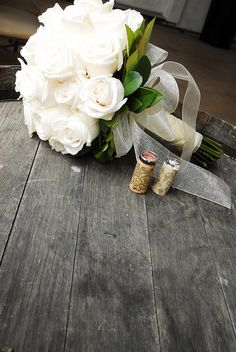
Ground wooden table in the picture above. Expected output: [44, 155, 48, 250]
[0, 101, 235, 352]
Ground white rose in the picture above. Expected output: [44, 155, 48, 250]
[61, 4, 94, 54]
[49, 113, 99, 154]
[23, 101, 39, 137]
[81, 76, 127, 120]
[54, 75, 85, 106]
[38, 3, 64, 27]
[92, 9, 143, 50]
[91, 9, 127, 47]
[20, 26, 44, 65]
[22, 24, 85, 79]
[74, 0, 114, 14]
[25, 104, 70, 141]
[15, 59, 48, 103]
[83, 34, 123, 77]
[36, 30, 84, 79]
[125, 9, 144, 32]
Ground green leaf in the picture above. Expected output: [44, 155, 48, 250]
[126, 48, 139, 72]
[130, 35, 142, 55]
[105, 113, 120, 128]
[149, 90, 163, 107]
[125, 25, 134, 56]
[138, 17, 156, 58]
[110, 137, 115, 151]
[119, 103, 129, 114]
[128, 96, 143, 112]
[107, 144, 115, 158]
[134, 87, 157, 112]
[140, 19, 146, 34]
[133, 28, 143, 40]
[105, 131, 113, 142]
[123, 71, 143, 96]
[136, 55, 151, 85]
[99, 120, 109, 135]
[94, 143, 109, 159]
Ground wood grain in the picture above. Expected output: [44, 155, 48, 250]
[145, 182, 236, 351]
[197, 157, 236, 335]
[0, 101, 39, 261]
[65, 154, 160, 352]
[0, 65, 20, 101]
[0, 142, 85, 352]
[0, 344, 14, 352]
[0, 101, 235, 352]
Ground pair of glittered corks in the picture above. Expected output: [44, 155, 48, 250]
[129, 151, 180, 195]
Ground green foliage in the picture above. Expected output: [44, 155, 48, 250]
[138, 17, 156, 58]
[93, 113, 120, 163]
[125, 48, 139, 72]
[136, 55, 151, 85]
[123, 71, 143, 96]
[128, 96, 143, 112]
[127, 87, 163, 113]
[125, 25, 134, 56]
[134, 87, 161, 112]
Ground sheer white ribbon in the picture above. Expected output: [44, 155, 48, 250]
[112, 44, 231, 208]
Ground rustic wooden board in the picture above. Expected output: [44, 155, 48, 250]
[145, 182, 236, 351]
[0, 142, 85, 351]
[0, 100, 235, 351]
[197, 157, 236, 332]
[65, 154, 160, 352]
[0, 101, 39, 261]
[0, 65, 20, 100]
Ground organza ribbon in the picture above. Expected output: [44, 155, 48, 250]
[112, 44, 231, 208]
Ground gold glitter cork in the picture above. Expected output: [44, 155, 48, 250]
[152, 157, 180, 196]
[129, 151, 158, 194]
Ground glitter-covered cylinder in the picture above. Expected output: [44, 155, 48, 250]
[129, 151, 157, 194]
[152, 157, 180, 196]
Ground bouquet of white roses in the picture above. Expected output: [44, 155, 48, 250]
[15, 0, 223, 167]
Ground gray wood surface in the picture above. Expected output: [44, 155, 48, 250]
[146, 182, 236, 351]
[0, 66, 20, 101]
[65, 155, 160, 352]
[0, 101, 236, 352]
[197, 158, 236, 332]
[0, 139, 85, 351]
[0, 101, 39, 261]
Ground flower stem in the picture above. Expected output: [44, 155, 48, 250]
[192, 135, 224, 168]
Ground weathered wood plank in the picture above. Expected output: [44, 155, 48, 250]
[145, 182, 236, 351]
[0, 65, 20, 101]
[65, 154, 160, 352]
[0, 142, 85, 352]
[0, 101, 39, 261]
[197, 157, 236, 333]
[0, 344, 14, 352]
